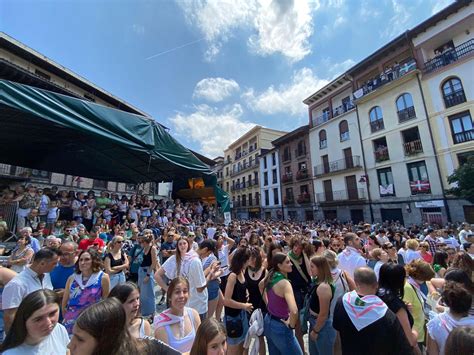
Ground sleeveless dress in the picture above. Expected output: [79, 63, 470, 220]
[63, 271, 104, 334]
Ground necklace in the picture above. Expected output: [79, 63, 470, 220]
[248, 266, 260, 278]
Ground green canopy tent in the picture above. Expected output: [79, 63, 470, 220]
[0, 79, 230, 213]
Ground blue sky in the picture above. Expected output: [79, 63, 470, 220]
[1, 0, 453, 157]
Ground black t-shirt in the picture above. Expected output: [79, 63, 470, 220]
[333, 297, 414, 355]
[288, 256, 310, 291]
[378, 289, 414, 328]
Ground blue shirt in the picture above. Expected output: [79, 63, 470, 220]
[50, 264, 75, 290]
[30, 236, 41, 253]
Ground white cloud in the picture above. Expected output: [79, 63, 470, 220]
[248, 0, 315, 62]
[243, 67, 329, 116]
[193, 77, 240, 102]
[431, 0, 454, 14]
[131, 24, 145, 35]
[169, 104, 256, 157]
[176, 0, 316, 62]
[322, 58, 356, 79]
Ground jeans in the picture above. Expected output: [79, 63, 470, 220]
[264, 314, 303, 355]
[109, 271, 126, 290]
[308, 315, 336, 355]
[138, 267, 156, 317]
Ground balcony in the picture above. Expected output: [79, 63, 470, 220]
[296, 169, 309, 180]
[283, 195, 295, 205]
[424, 39, 474, 74]
[313, 112, 330, 127]
[314, 156, 361, 177]
[370, 119, 385, 133]
[295, 148, 307, 158]
[403, 139, 423, 156]
[374, 146, 389, 162]
[297, 193, 311, 204]
[353, 59, 417, 100]
[230, 160, 259, 176]
[453, 129, 474, 144]
[317, 188, 366, 203]
[332, 101, 355, 118]
[282, 173, 293, 184]
[444, 90, 466, 108]
[340, 131, 350, 142]
[282, 153, 292, 162]
[319, 140, 327, 149]
[398, 106, 416, 123]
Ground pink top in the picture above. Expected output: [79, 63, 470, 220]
[267, 287, 289, 319]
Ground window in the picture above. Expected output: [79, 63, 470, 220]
[283, 147, 291, 161]
[319, 130, 327, 149]
[263, 172, 268, 186]
[373, 137, 389, 162]
[242, 194, 247, 207]
[94, 179, 108, 189]
[396, 93, 416, 122]
[254, 171, 259, 184]
[402, 127, 423, 155]
[248, 193, 253, 206]
[377, 167, 395, 197]
[449, 111, 473, 144]
[339, 120, 349, 141]
[458, 151, 474, 166]
[255, 192, 260, 205]
[442, 77, 466, 108]
[272, 152, 276, 165]
[264, 190, 269, 206]
[272, 169, 277, 184]
[369, 106, 384, 132]
[323, 107, 330, 119]
[263, 156, 267, 169]
[407, 161, 431, 194]
[226, 182, 229, 192]
[273, 188, 279, 205]
[30, 169, 51, 180]
[297, 140, 306, 156]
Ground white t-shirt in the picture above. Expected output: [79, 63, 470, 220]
[161, 256, 208, 315]
[2, 267, 53, 310]
[3, 323, 69, 355]
[338, 247, 366, 279]
[206, 227, 216, 239]
[217, 245, 230, 277]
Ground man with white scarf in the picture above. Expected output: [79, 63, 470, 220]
[338, 233, 366, 279]
[333, 267, 414, 355]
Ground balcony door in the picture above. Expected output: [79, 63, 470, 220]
[345, 175, 358, 200]
[323, 179, 333, 202]
[322, 155, 330, 174]
[343, 147, 353, 168]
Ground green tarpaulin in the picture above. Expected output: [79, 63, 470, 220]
[0, 79, 230, 212]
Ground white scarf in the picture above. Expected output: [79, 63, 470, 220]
[342, 290, 388, 331]
[73, 271, 102, 290]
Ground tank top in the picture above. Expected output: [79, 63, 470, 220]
[107, 252, 125, 268]
[309, 282, 335, 315]
[267, 287, 290, 319]
[141, 247, 152, 267]
[164, 307, 196, 353]
[245, 268, 266, 312]
[225, 275, 248, 317]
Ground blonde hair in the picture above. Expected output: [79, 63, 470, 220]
[371, 248, 384, 260]
[323, 249, 338, 269]
[406, 239, 419, 251]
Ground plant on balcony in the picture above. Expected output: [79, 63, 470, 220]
[283, 196, 294, 204]
[282, 174, 292, 183]
[374, 146, 389, 162]
[296, 169, 308, 180]
[297, 193, 310, 204]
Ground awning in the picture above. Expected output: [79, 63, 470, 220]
[0, 79, 230, 211]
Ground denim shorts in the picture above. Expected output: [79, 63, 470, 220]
[207, 280, 220, 301]
[225, 310, 249, 346]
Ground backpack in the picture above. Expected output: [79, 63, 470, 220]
[299, 281, 317, 334]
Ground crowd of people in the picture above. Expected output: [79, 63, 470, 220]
[0, 184, 473, 354]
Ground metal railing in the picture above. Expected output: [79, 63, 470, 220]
[340, 131, 350, 142]
[282, 153, 292, 162]
[424, 39, 474, 73]
[319, 140, 327, 149]
[453, 129, 474, 144]
[316, 188, 366, 202]
[314, 156, 361, 176]
[370, 119, 385, 133]
[297, 194, 311, 204]
[398, 106, 416, 123]
[230, 160, 259, 176]
[332, 101, 355, 118]
[282, 173, 293, 184]
[295, 148, 307, 157]
[444, 90, 466, 108]
[296, 169, 309, 180]
[283, 196, 295, 205]
[403, 139, 423, 155]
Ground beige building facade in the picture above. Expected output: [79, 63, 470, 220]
[223, 126, 286, 219]
[411, 2, 474, 222]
